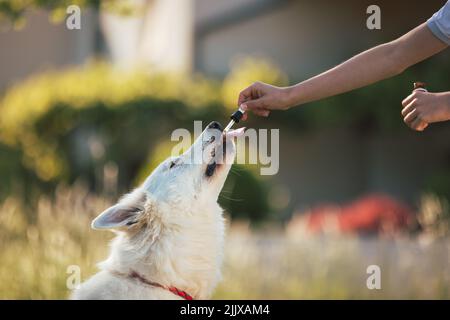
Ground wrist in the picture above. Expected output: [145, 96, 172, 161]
[434, 92, 450, 123]
[282, 85, 302, 109]
[443, 92, 450, 120]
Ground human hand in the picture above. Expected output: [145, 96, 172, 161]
[401, 90, 450, 131]
[238, 81, 292, 119]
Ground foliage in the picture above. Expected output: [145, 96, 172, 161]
[217, 228, 450, 299]
[0, 184, 112, 299]
[0, 56, 449, 220]
[418, 194, 450, 240]
[0, 62, 219, 181]
[0, 187, 448, 299]
[0, 0, 139, 28]
[0, 61, 276, 221]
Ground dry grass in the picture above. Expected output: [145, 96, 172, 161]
[0, 186, 448, 299]
[0, 184, 112, 299]
[216, 228, 449, 299]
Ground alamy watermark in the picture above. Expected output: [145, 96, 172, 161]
[66, 5, 81, 30]
[66, 264, 81, 290]
[366, 5, 381, 30]
[366, 264, 381, 290]
[170, 121, 279, 175]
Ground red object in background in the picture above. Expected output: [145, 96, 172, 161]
[305, 194, 414, 235]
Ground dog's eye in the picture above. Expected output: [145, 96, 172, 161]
[169, 161, 178, 169]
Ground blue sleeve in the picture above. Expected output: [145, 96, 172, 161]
[427, 0, 450, 45]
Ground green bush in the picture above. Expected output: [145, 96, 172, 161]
[0, 62, 275, 221]
[0, 62, 220, 180]
[1, 56, 449, 220]
[0, 0, 136, 28]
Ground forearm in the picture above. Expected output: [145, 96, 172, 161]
[287, 42, 403, 105]
[285, 23, 448, 107]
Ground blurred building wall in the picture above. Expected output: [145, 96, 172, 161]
[0, 1, 448, 208]
[0, 9, 97, 92]
[194, 0, 447, 79]
[1, 0, 446, 86]
[277, 125, 450, 208]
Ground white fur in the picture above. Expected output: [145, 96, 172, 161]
[72, 123, 236, 300]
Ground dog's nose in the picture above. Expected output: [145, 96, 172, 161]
[207, 121, 222, 130]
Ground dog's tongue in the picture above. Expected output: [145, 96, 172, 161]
[225, 127, 246, 138]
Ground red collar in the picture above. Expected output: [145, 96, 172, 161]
[111, 270, 194, 300]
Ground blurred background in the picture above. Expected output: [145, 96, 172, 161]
[0, 0, 449, 299]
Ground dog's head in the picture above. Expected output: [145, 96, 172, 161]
[91, 121, 244, 230]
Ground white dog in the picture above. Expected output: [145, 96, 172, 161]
[72, 121, 244, 300]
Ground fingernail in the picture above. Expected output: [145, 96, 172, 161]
[240, 104, 247, 111]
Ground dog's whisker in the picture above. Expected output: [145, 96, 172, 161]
[219, 194, 244, 202]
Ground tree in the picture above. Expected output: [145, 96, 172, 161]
[0, 0, 133, 28]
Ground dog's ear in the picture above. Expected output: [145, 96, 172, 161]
[91, 191, 147, 230]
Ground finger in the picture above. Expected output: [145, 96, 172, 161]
[402, 92, 416, 107]
[401, 100, 417, 117]
[420, 122, 429, 131]
[240, 104, 259, 119]
[252, 108, 270, 117]
[403, 109, 418, 124]
[238, 85, 256, 106]
[242, 98, 267, 110]
[410, 117, 428, 131]
[238, 92, 250, 107]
